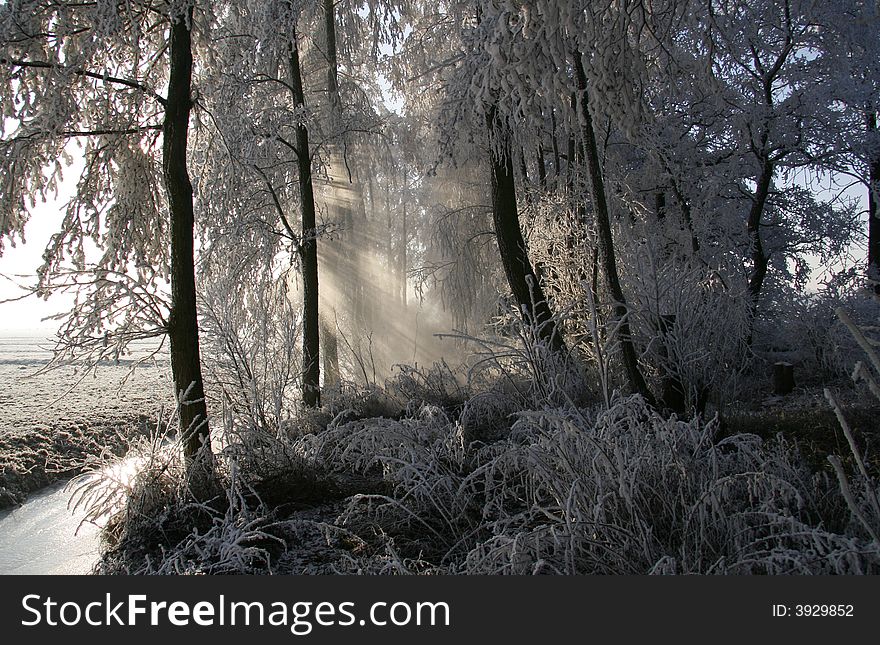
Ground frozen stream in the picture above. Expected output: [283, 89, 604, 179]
[0, 481, 100, 575]
[0, 333, 170, 575]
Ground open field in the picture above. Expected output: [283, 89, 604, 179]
[0, 334, 172, 507]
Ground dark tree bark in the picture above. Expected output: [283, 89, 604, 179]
[163, 5, 214, 479]
[868, 111, 880, 293]
[743, 127, 775, 350]
[517, 147, 532, 207]
[519, 147, 530, 186]
[288, 27, 321, 407]
[566, 92, 578, 192]
[550, 110, 562, 178]
[573, 53, 654, 405]
[323, 0, 340, 109]
[655, 152, 700, 254]
[747, 143, 773, 303]
[745, 40, 791, 316]
[668, 174, 700, 255]
[655, 191, 666, 220]
[487, 107, 565, 354]
[536, 147, 547, 189]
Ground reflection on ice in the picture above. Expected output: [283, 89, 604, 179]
[0, 482, 100, 575]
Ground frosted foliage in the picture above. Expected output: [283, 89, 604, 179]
[625, 248, 752, 407]
[77, 442, 278, 574]
[827, 308, 880, 545]
[310, 395, 878, 574]
[421, 168, 499, 329]
[3, 0, 880, 578]
[417, 0, 685, 161]
[0, 0, 188, 368]
[133, 473, 278, 575]
[200, 266, 303, 435]
[41, 139, 167, 278]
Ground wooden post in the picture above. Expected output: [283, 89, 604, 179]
[772, 362, 794, 396]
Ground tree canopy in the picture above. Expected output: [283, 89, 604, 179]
[1, 0, 877, 438]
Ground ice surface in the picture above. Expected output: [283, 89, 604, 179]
[0, 481, 99, 574]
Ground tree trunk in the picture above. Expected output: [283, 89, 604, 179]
[566, 92, 577, 192]
[323, 0, 340, 111]
[747, 148, 773, 303]
[668, 175, 700, 255]
[163, 5, 214, 484]
[573, 53, 654, 405]
[322, 0, 373, 376]
[518, 147, 530, 186]
[868, 111, 880, 293]
[746, 59, 787, 331]
[536, 147, 547, 189]
[655, 191, 666, 220]
[383, 181, 398, 305]
[550, 110, 561, 178]
[288, 27, 321, 408]
[487, 107, 565, 354]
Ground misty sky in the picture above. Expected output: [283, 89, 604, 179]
[0, 184, 73, 335]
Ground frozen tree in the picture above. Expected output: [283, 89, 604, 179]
[317, 0, 396, 386]
[400, 0, 676, 393]
[287, 11, 322, 408]
[487, 105, 565, 353]
[200, 0, 407, 400]
[0, 0, 215, 484]
[628, 2, 861, 299]
[388, 0, 868, 401]
[3, 0, 876, 429]
[197, 0, 326, 407]
[392, 1, 572, 354]
[811, 0, 880, 289]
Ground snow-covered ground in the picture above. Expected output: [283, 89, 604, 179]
[0, 333, 172, 506]
[0, 334, 171, 424]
